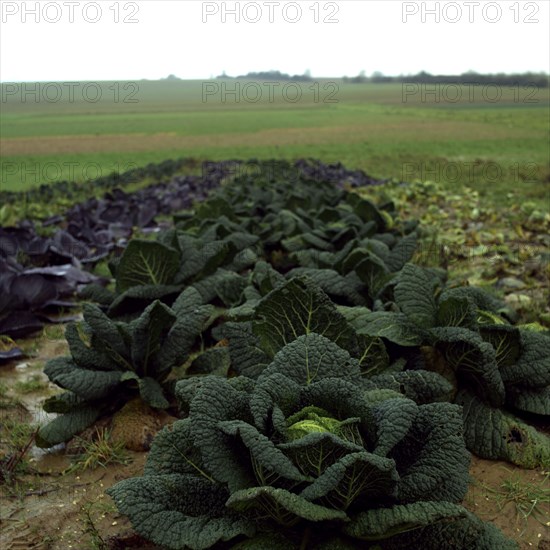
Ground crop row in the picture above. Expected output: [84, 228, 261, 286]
[0, 159, 384, 343]
[6, 160, 550, 549]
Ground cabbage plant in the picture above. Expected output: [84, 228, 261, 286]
[37, 288, 212, 447]
[108, 334, 515, 549]
[355, 263, 550, 468]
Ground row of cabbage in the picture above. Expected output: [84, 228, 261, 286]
[37, 161, 548, 549]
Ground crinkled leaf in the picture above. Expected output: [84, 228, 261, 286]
[278, 431, 365, 478]
[116, 239, 180, 293]
[78, 283, 115, 306]
[193, 269, 247, 306]
[358, 312, 424, 347]
[437, 295, 478, 330]
[456, 390, 550, 469]
[301, 378, 372, 433]
[343, 501, 469, 540]
[354, 253, 392, 300]
[219, 420, 308, 484]
[441, 286, 513, 320]
[355, 334, 390, 376]
[223, 321, 272, 378]
[226, 486, 348, 526]
[144, 419, 212, 479]
[82, 303, 128, 359]
[175, 377, 211, 414]
[300, 451, 398, 510]
[253, 277, 355, 357]
[108, 284, 182, 317]
[395, 264, 437, 328]
[479, 325, 521, 368]
[369, 397, 418, 456]
[138, 377, 169, 409]
[107, 474, 254, 550]
[41, 391, 85, 413]
[253, 277, 377, 369]
[187, 347, 231, 377]
[158, 287, 214, 369]
[130, 300, 176, 378]
[385, 232, 418, 273]
[390, 402, 471, 503]
[36, 404, 100, 447]
[65, 322, 120, 371]
[431, 327, 505, 407]
[500, 330, 550, 388]
[337, 306, 372, 329]
[259, 334, 360, 386]
[372, 510, 518, 549]
[190, 377, 256, 491]
[285, 268, 367, 306]
[506, 385, 550, 416]
[351, 197, 386, 230]
[44, 357, 122, 400]
[369, 371, 455, 405]
[250, 373, 302, 433]
[252, 260, 285, 295]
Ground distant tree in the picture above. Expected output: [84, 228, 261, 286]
[227, 70, 313, 82]
[348, 70, 368, 84]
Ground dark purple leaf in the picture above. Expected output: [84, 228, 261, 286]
[10, 274, 59, 307]
[0, 347, 25, 362]
[0, 311, 44, 338]
[51, 230, 90, 259]
[99, 203, 126, 223]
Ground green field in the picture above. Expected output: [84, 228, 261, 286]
[1, 80, 549, 208]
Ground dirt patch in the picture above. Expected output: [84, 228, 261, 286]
[0, 119, 532, 156]
[0, 330, 169, 549]
[464, 456, 550, 549]
[0, 449, 149, 550]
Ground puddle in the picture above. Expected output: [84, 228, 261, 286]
[1, 333, 70, 467]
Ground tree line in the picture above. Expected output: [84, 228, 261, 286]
[343, 71, 549, 87]
[214, 70, 548, 88]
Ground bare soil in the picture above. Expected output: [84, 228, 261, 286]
[464, 457, 550, 549]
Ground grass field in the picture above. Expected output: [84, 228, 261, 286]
[1, 80, 549, 208]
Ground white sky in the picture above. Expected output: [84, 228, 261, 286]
[1, 0, 549, 82]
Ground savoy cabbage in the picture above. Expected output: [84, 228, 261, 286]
[108, 334, 516, 549]
[355, 263, 550, 468]
[37, 288, 212, 447]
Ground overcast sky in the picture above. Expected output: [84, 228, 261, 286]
[1, 0, 549, 82]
